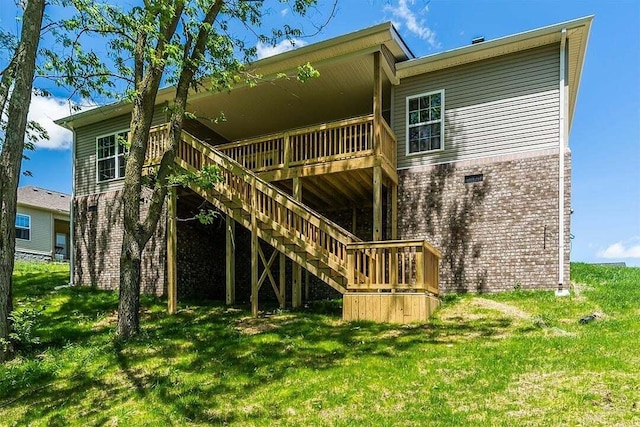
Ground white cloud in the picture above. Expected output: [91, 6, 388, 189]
[280, 8, 288, 17]
[256, 38, 307, 59]
[597, 238, 640, 259]
[384, 0, 439, 48]
[27, 94, 92, 150]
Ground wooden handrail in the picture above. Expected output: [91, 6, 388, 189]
[211, 114, 395, 173]
[346, 239, 441, 295]
[177, 131, 360, 274]
[149, 125, 439, 294]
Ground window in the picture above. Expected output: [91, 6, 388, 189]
[97, 131, 129, 182]
[15, 214, 30, 240]
[406, 90, 444, 154]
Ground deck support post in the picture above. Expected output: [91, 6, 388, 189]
[292, 177, 303, 308]
[279, 252, 286, 308]
[373, 165, 382, 241]
[251, 181, 259, 316]
[167, 187, 177, 314]
[225, 215, 235, 305]
[373, 51, 382, 156]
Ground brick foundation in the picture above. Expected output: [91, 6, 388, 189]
[398, 149, 571, 293]
[72, 148, 571, 298]
[73, 189, 167, 295]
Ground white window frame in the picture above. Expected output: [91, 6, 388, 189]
[96, 129, 129, 183]
[405, 89, 445, 156]
[15, 213, 31, 241]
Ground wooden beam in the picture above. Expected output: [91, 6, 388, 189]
[251, 182, 259, 316]
[279, 252, 286, 308]
[292, 177, 302, 308]
[304, 268, 310, 301]
[373, 165, 382, 241]
[373, 51, 383, 156]
[167, 187, 177, 314]
[257, 156, 378, 182]
[225, 215, 235, 305]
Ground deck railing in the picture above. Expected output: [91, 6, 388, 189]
[175, 131, 359, 276]
[148, 127, 438, 294]
[346, 240, 441, 295]
[146, 124, 171, 166]
[215, 114, 396, 173]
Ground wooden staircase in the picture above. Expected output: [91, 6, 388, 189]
[151, 125, 442, 322]
[175, 130, 357, 294]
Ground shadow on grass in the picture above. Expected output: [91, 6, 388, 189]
[3, 273, 524, 425]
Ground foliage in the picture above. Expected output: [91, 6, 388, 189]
[7, 306, 45, 352]
[47, 0, 328, 338]
[1, 262, 639, 425]
[169, 164, 222, 190]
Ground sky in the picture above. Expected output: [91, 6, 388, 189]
[1, 0, 639, 266]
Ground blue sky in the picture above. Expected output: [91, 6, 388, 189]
[2, 0, 639, 266]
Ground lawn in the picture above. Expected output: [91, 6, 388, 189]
[1, 261, 638, 426]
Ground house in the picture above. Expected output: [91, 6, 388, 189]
[15, 186, 71, 261]
[55, 16, 592, 322]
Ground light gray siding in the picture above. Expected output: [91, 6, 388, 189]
[75, 108, 166, 196]
[15, 206, 52, 255]
[394, 44, 560, 169]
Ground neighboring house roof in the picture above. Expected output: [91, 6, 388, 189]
[17, 186, 71, 214]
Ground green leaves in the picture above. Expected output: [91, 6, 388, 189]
[296, 62, 320, 82]
[169, 164, 222, 190]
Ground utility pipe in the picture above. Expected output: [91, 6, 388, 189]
[556, 28, 569, 297]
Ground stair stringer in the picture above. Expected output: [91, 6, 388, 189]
[177, 160, 349, 295]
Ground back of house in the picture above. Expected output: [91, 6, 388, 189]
[56, 16, 592, 320]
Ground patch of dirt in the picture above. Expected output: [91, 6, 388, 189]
[92, 311, 117, 330]
[470, 298, 532, 320]
[233, 315, 291, 335]
[379, 329, 403, 339]
[571, 281, 591, 301]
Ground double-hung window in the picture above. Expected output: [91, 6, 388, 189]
[406, 90, 444, 154]
[15, 214, 30, 240]
[97, 131, 129, 182]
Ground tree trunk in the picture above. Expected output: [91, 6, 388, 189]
[116, 83, 162, 339]
[115, 1, 222, 339]
[116, 234, 142, 338]
[0, 0, 45, 362]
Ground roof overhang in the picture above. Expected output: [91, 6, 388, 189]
[54, 22, 412, 132]
[18, 201, 70, 215]
[397, 16, 593, 131]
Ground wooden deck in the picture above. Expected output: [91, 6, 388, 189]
[216, 114, 397, 185]
[147, 114, 397, 209]
[146, 115, 441, 324]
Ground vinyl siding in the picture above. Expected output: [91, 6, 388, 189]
[75, 108, 167, 196]
[394, 44, 560, 169]
[15, 206, 52, 255]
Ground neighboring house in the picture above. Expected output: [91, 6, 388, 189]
[55, 17, 592, 322]
[15, 186, 71, 261]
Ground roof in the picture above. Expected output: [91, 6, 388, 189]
[17, 186, 71, 214]
[55, 22, 412, 130]
[55, 16, 592, 135]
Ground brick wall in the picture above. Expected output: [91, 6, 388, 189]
[73, 189, 167, 295]
[397, 149, 571, 293]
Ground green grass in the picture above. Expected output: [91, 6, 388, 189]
[1, 261, 639, 426]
